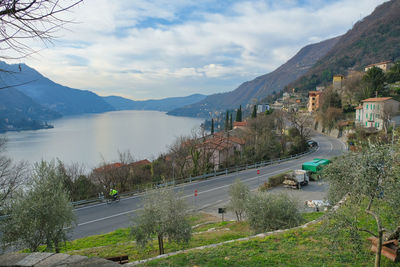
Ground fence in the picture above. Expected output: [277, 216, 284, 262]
[71, 145, 318, 207]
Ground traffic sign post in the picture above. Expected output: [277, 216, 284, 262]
[218, 208, 226, 222]
[257, 169, 260, 186]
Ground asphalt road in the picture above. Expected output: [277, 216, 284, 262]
[72, 133, 347, 240]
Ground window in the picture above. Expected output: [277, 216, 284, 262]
[366, 104, 368, 110]
[366, 122, 368, 126]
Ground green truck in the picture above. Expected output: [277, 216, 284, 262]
[302, 158, 331, 173]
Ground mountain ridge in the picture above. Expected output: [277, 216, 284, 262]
[288, 0, 400, 92]
[103, 94, 207, 112]
[0, 62, 115, 116]
[168, 36, 341, 118]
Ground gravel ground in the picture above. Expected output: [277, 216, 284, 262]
[200, 181, 328, 220]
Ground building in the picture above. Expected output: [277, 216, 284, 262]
[355, 97, 400, 130]
[333, 75, 344, 90]
[233, 121, 248, 130]
[364, 61, 394, 72]
[308, 91, 322, 112]
[257, 104, 270, 114]
[199, 133, 245, 170]
[270, 101, 284, 110]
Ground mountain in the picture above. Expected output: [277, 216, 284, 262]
[0, 61, 115, 116]
[288, 0, 400, 92]
[168, 36, 340, 118]
[0, 88, 61, 132]
[103, 94, 207, 112]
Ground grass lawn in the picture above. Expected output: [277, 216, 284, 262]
[142, 222, 397, 267]
[59, 211, 324, 263]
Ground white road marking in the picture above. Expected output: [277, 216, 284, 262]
[77, 209, 139, 226]
[76, 140, 332, 227]
[77, 167, 295, 226]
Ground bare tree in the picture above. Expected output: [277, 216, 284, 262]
[168, 136, 192, 179]
[285, 111, 312, 143]
[0, 0, 83, 60]
[0, 137, 27, 209]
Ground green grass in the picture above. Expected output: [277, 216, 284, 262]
[66, 220, 251, 261]
[58, 211, 323, 263]
[142, 222, 397, 267]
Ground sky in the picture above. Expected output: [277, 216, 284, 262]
[8, 0, 389, 100]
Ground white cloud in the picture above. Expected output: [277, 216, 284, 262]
[9, 0, 389, 100]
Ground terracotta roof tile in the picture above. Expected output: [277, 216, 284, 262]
[362, 97, 393, 102]
[233, 121, 248, 127]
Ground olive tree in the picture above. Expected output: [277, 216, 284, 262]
[245, 192, 303, 234]
[0, 160, 76, 252]
[131, 187, 192, 255]
[322, 144, 400, 267]
[227, 179, 249, 222]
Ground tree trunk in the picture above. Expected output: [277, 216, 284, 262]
[158, 234, 164, 255]
[375, 230, 383, 267]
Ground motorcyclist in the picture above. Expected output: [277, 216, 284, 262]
[109, 188, 118, 200]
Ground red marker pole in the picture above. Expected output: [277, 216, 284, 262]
[194, 190, 198, 211]
[257, 170, 260, 186]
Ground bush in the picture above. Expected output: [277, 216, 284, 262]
[259, 171, 291, 191]
[245, 192, 304, 233]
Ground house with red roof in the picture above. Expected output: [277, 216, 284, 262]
[198, 134, 245, 170]
[355, 97, 399, 130]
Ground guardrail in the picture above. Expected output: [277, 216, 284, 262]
[71, 145, 318, 207]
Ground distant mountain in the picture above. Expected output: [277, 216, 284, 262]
[168, 36, 340, 118]
[0, 88, 61, 132]
[288, 0, 400, 92]
[103, 94, 207, 112]
[0, 61, 115, 116]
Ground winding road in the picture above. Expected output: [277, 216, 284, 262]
[72, 133, 347, 240]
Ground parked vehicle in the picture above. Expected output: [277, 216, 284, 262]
[302, 158, 330, 173]
[283, 170, 309, 189]
[307, 140, 318, 147]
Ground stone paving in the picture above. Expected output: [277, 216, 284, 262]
[0, 252, 120, 267]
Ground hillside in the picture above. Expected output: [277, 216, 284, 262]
[0, 61, 115, 116]
[0, 88, 61, 132]
[289, 0, 400, 92]
[168, 36, 340, 118]
[103, 94, 207, 112]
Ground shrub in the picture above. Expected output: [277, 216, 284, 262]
[259, 171, 291, 191]
[245, 192, 304, 233]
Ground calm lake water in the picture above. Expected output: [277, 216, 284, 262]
[0, 111, 203, 169]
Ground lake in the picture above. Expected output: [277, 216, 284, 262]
[0, 110, 203, 169]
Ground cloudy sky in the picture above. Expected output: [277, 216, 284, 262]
[12, 0, 388, 100]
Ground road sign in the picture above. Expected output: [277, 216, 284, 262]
[257, 169, 260, 175]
